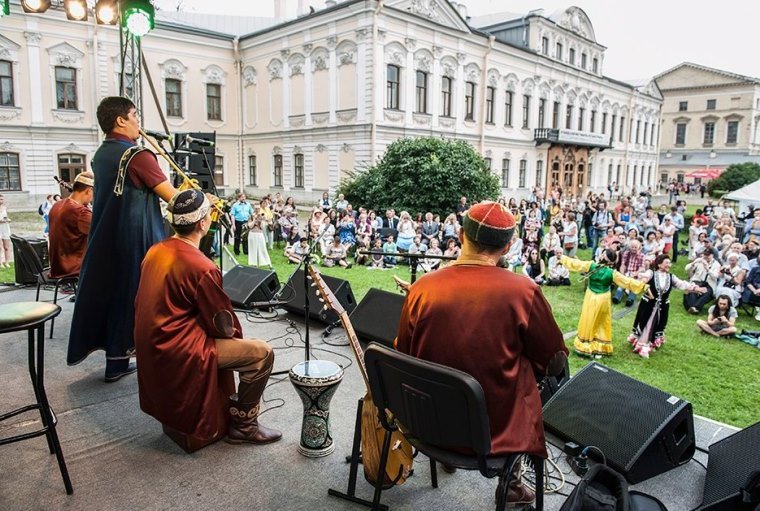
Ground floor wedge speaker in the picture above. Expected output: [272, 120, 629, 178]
[349, 288, 405, 349]
[543, 362, 695, 483]
[223, 265, 280, 309]
[281, 269, 356, 324]
[699, 421, 760, 510]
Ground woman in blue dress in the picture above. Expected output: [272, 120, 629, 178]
[337, 211, 356, 246]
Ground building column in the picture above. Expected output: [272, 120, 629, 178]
[281, 49, 290, 129]
[431, 46, 441, 125]
[23, 31, 43, 125]
[303, 44, 313, 127]
[404, 38, 415, 125]
[356, 28, 368, 122]
[455, 52, 465, 126]
[327, 35, 337, 124]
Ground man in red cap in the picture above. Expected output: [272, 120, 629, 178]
[395, 200, 567, 506]
[48, 171, 94, 279]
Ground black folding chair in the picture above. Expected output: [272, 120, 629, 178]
[10, 235, 78, 338]
[363, 343, 543, 511]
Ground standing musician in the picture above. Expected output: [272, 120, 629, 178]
[394, 201, 567, 507]
[67, 96, 180, 382]
[48, 171, 94, 279]
[134, 189, 281, 446]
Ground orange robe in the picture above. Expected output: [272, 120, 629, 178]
[134, 238, 237, 442]
[48, 198, 91, 279]
[395, 256, 567, 458]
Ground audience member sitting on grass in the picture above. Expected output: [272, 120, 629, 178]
[441, 213, 460, 246]
[540, 225, 561, 262]
[323, 235, 351, 268]
[505, 228, 523, 271]
[716, 252, 746, 306]
[420, 237, 442, 273]
[318, 215, 335, 256]
[396, 211, 417, 251]
[742, 253, 760, 321]
[354, 234, 371, 267]
[382, 235, 398, 267]
[697, 295, 738, 338]
[285, 237, 310, 264]
[420, 212, 439, 247]
[522, 248, 545, 285]
[547, 248, 571, 286]
[369, 238, 385, 269]
[441, 237, 461, 268]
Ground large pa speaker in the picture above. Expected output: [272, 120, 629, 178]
[699, 421, 760, 510]
[223, 265, 280, 309]
[349, 288, 405, 349]
[281, 269, 356, 324]
[543, 362, 695, 483]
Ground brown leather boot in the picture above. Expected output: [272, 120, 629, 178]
[226, 362, 282, 445]
[226, 395, 282, 445]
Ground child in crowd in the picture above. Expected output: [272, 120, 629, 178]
[354, 234, 371, 266]
[369, 238, 385, 269]
[382, 235, 398, 268]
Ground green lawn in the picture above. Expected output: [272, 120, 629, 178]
[229, 242, 760, 429]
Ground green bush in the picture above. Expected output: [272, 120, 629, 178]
[707, 162, 760, 197]
[337, 137, 501, 215]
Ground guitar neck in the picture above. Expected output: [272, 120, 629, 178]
[338, 311, 371, 391]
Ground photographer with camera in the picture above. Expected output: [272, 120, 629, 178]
[683, 250, 722, 314]
[715, 252, 746, 306]
[590, 200, 613, 252]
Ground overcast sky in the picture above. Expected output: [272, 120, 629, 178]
[155, 0, 760, 82]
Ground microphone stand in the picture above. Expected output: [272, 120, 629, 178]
[270, 225, 331, 375]
[358, 250, 457, 284]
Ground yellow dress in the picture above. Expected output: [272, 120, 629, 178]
[561, 256, 647, 357]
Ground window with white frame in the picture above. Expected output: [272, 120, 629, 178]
[294, 153, 304, 188]
[501, 158, 510, 187]
[0, 60, 13, 106]
[55, 67, 77, 110]
[538, 98, 546, 128]
[541, 37, 549, 54]
[57, 153, 84, 183]
[486, 87, 495, 124]
[273, 154, 283, 187]
[569, 48, 576, 66]
[165, 78, 182, 117]
[519, 159, 527, 188]
[465, 82, 476, 121]
[415, 70, 428, 114]
[248, 155, 257, 186]
[536, 160, 544, 189]
[0, 152, 21, 191]
[441, 76, 452, 117]
[386, 65, 400, 109]
[213, 155, 224, 186]
[726, 120, 739, 144]
[504, 91, 513, 126]
[206, 83, 222, 121]
[703, 122, 715, 145]
[522, 95, 530, 129]
[483, 157, 492, 171]
[675, 123, 686, 145]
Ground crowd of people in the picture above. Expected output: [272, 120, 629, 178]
[220, 185, 760, 359]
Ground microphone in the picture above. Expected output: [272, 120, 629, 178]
[143, 130, 171, 141]
[185, 135, 215, 147]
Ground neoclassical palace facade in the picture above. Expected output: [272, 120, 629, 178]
[0, 0, 661, 207]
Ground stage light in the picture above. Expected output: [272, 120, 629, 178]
[63, 0, 88, 21]
[21, 0, 51, 14]
[122, 0, 155, 37]
[1, 0, 9, 18]
[95, 0, 118, 25]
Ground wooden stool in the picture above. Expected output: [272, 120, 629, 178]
[0, 302, 72, 494]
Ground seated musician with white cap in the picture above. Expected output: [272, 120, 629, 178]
[134, 189, 282, 447]
[48, 171, 94, 279]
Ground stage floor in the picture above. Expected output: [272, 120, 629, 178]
[0, 285, 738, 510]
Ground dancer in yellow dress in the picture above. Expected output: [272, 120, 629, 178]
[561, 250, 647, 357]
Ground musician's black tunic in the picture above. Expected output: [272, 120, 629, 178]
[67, 134, 166, 364]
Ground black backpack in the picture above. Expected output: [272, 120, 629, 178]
[559, 464, 667, 511]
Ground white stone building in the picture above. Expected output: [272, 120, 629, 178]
[0, 0, 661, 208]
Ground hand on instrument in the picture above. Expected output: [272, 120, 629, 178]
[392, 275, 411, 294]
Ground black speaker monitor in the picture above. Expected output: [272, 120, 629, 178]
[349, 288, 405, 349]
[223, 265, 280, 309]
[281, 269, 356, 324]
[543, 362, 695, 483]
[700, 421, 760, 510]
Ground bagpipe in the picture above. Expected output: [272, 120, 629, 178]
[140, 128, 231, 257]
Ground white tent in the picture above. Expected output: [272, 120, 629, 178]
[723, 178, 760, 214]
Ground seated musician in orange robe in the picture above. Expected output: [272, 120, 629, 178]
[134, 189, 281, 447]
[48, 171, 94, 279]
[395, 201, 567, 507]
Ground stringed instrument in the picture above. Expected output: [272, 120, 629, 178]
[307, 266, 414, 487]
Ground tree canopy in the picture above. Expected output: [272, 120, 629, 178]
[708, 162, 760, 197]
[337, 137, 500, 215]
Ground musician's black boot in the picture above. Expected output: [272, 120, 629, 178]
[226, 368, 281, 445]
